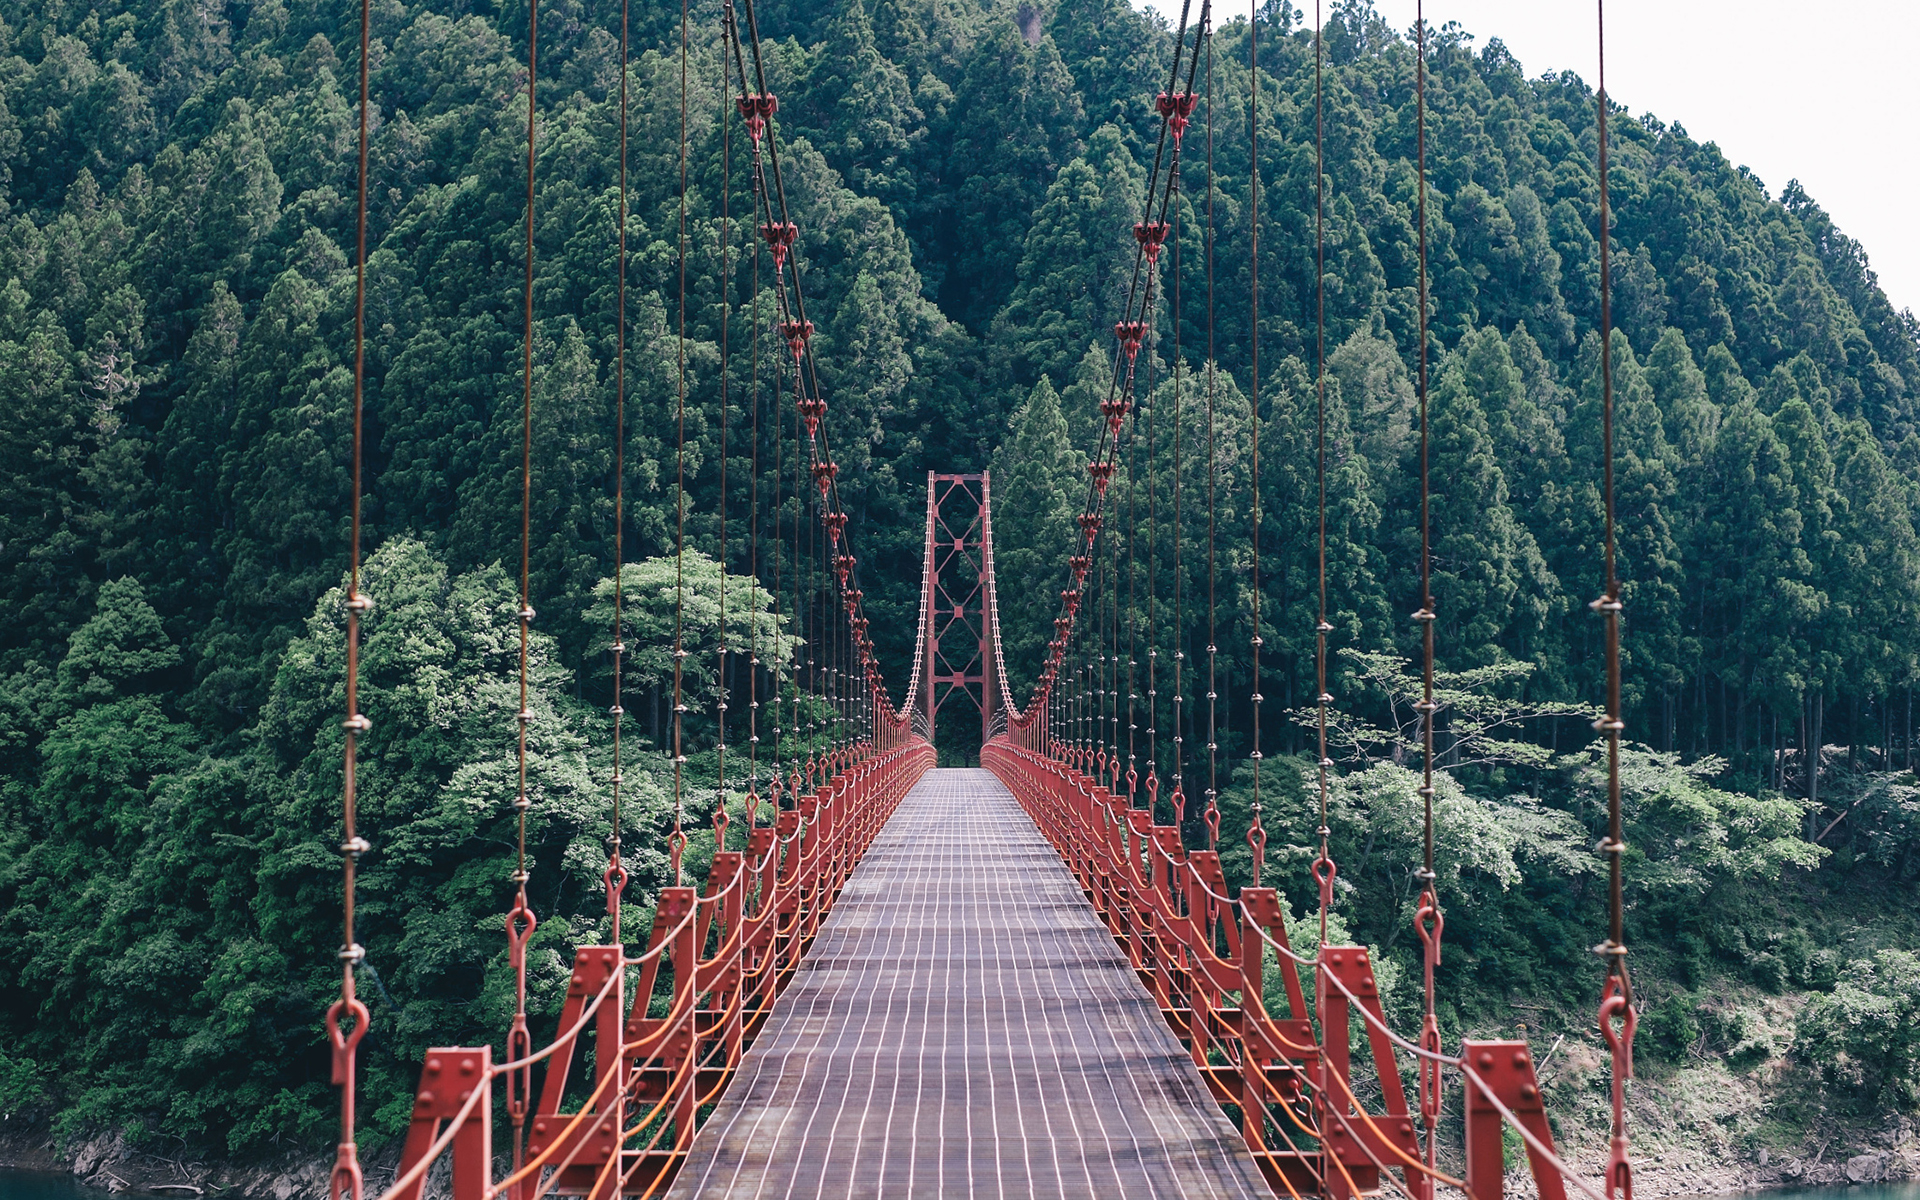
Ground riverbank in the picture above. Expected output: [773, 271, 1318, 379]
[0, 1128, 345, 1200]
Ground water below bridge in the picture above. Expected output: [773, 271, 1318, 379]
[667, 767, 1268, 1199]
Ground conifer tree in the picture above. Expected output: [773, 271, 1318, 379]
[989, 377, 1081, 697]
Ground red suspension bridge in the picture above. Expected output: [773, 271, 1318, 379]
[319, 0, 1641, 1198]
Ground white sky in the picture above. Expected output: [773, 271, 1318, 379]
[1131, 1, 1920, 316]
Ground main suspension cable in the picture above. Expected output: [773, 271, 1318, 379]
[727, 0, 903, 750]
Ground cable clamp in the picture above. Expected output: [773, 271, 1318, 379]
[609, 705, 625, 715]
[1598, 837, 1627, 854]
[1592, 939, 1629, 958]
[1410, 607, 1435, 623]
[517, 709, 535, 723]
[1589, 594, 1624, 613]
[1592, 716, 1625, 732]
[519, 606, 536, 622]
[511, 870, 531, 884]
[610, 641, 625, 653]
[513, 795, 531, 810]
[346, 593, 374, 613]
[1317, 692, 1333, 704]
[339, 943, 366, 963]
[343, 714, 373, 733]
[341, 836, 372, 856]
[1316, 621, 1333, 633]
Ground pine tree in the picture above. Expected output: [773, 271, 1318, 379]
[989, 124, 1142, 391]
[988, 377, 1081, 698]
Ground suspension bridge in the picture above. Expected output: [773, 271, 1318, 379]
[317, 1, 1641, 1198]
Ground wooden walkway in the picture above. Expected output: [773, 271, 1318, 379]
[668, 768, 1269, 1200]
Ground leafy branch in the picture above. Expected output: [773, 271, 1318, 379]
[1290, 648, 1598, 770]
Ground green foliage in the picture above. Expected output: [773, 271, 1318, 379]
[1306, 648, 1594, 770]
[1640, 993, 1702, 1064]
[1564, 745, 1826, 895]
[1796, 949, 1920, 1110]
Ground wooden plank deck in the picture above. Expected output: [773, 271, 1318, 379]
[667, 767, 1269, 1200]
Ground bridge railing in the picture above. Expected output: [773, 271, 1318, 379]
[982, 737, 1598, 1200]
[375, 740, 936, 1200]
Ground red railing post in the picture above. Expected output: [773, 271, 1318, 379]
[1462, 1039, 1567, 1200]
[392, 1047, 491, 1200]
[663, 885, 699, 1154]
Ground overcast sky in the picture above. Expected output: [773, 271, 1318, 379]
[1130, 1, 1920, 316]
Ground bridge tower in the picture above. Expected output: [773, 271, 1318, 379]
[918, 472, 998, 761]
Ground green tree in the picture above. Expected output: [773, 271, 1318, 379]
[988, 377, 1082, 700]
[988, 124, 1142, 390]
[938, 19, 1084, 328]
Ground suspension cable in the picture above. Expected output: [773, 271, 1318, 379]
[727, 0, 903, 758]
[604, 0, 632, 945]
[1245, 0, 1266, 886]
[1203, 18, 1219, 851]
[1171, 77, 1187, 833]
[326, 0, 376, 1190]
[503, 0, 540, 1169]
[670, 0, 688, 884]
[1404, 0, 1449, 1166]
[1127, 354, 1139, 798]
[1023, 0, 1201, 763]
[1593, 3, 1636, 1196]
[743, 0, 762, 829]
[1312, 0, 1335, 945]
[716, 25, 732, 854]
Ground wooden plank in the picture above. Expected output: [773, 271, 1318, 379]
[668, 768, 1269, 1200]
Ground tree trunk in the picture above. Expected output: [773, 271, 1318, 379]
[1811, 692, 1824, 813]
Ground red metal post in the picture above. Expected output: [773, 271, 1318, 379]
[1462, 1039, 1567, 1200]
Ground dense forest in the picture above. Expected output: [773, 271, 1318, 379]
[2, 0, 1919, 1170]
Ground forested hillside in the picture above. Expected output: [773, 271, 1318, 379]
[2, 0, 1918, 1168]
